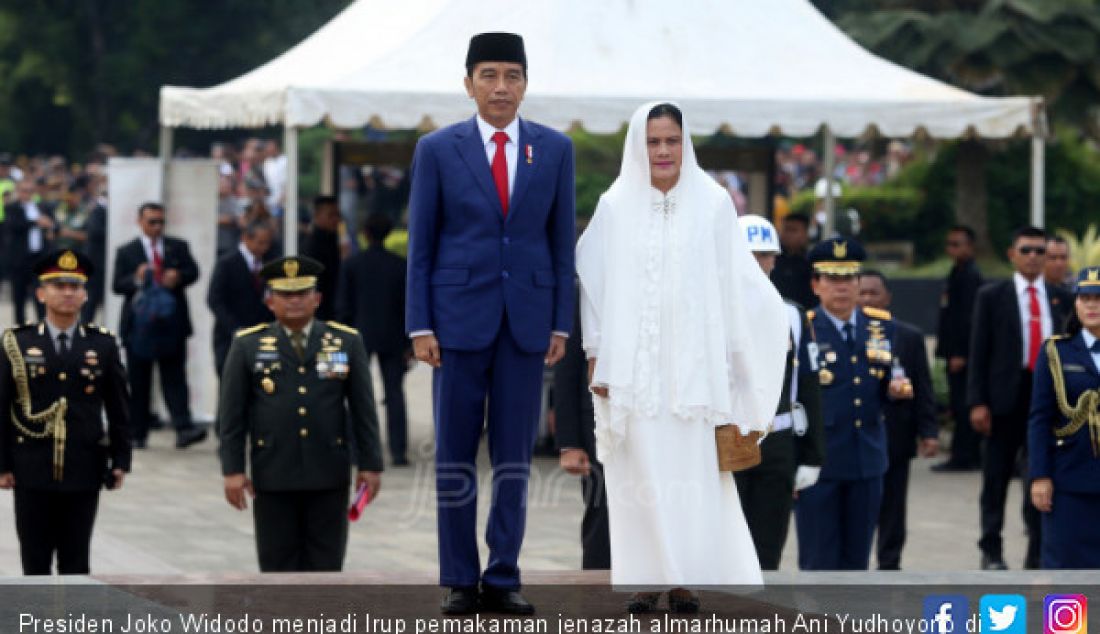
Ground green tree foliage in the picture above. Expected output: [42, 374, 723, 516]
[0, 0, 352, 155]
[821, 0, 1100, 136]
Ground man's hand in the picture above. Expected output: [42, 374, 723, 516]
[0, 472, 13, 489]
[560, 448, 591, 476]
[948, 356, 967, 373]
[36, 215, 55, 229]
[224, 473, 254, 510]
[1031, 478, 1053, 513]
[161, 268, 181, 289]
[919, 437, 940, 458]
[888, 378, 913, 400]
[970, 404, 992, 436]
[587, 358, 608, 398]
[545, 335, 567, 367]
[134, 263, 148, 283]
[109, 469, 125, 490]
[356, 471, 382, 503]
[413, 334, 441, 368]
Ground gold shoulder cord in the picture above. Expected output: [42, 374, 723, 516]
[2, 330, 67, 480]
[1046, 339, 1100, 457]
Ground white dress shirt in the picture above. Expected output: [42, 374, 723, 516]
[140, 235, 164, 265]
[475, 114, 520, 196]
[24, 201, 44, 253]
[45, 320, 77, 355]
[1082, 329, 1100, 374]
[1014, 272, 1053, 368]
[238, 242, 262, 273]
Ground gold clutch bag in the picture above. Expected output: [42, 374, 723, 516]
[715, 424, 762, 472]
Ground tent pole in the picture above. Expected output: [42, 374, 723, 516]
[284, 125, 299, 255]
[1030, 129, 1045, 229]
[821, 126, 836, 238]
[158, 126, 173, 203]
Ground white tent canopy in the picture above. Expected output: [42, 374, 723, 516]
[161, 0, 1038, 138]
[158, 0, 1047, 247]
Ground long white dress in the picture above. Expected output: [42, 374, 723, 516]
[597, 188, 762, 587]
[576, 102, 788, 588]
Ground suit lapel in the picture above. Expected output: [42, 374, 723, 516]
[1003, 282, 1024, 352]
[1043, 282, 1065, 323]
[508, 118, 542, 221]
[275, 324, 300, 367]
[304, 322, 324, 362]
[455, 117, 505, 218]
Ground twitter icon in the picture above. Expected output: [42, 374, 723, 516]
[981, 594, 1027, 634]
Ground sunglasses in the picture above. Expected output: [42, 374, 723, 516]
[1017, 246, 1046, 256]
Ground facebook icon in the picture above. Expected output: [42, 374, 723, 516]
[923, 596, 969, 634]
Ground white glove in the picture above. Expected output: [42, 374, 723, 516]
[794, 465, 821, 491]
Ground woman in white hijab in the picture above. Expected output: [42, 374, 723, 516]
[576, 103, 788, 612]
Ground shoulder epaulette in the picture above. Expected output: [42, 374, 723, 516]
[862, 306, 892, 320]
[327, 321, 359, 335]
[9, 323, 34, 333]
[1050, 334, 1069, 342]
[806, 310, 816, 321]
[235, 323, 268, 338]
[87, 324, 116, 337]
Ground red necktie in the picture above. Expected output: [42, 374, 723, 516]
[1027, 285, 1042, 371]
[152, 245, 164, 285]
[491, 131, 509, 217]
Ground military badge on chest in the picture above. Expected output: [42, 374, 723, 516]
[317, 332, 348, 379]
[253, 336, 282, 394]
[23, 346, 47, 378]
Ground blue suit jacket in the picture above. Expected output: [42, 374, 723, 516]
[405, 116, 575, 353]
[810, 307, 894, 481]
[1029, 333, 1100, 493]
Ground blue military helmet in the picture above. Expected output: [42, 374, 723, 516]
[1075, 266, 1100, 296]
[739, 214, 781, 253]
[808, 237, 866, 276]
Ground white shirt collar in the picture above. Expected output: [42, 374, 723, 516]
[1014, 271, 1045, 297]
[140, 234, 163, 254]
[822, 306, 858, 335]
[475, 114, 520, 148]
[1083, 329, 1098, 351]
[238, 242, 260, 270]
[45, 319, 78, 343]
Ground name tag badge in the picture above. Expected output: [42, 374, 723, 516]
[1063, 364, 1087, 373]
[806, 342, 821, 372]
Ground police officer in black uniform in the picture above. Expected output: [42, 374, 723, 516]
[0, 248, 131, 575]
[218, 255, 384, 572]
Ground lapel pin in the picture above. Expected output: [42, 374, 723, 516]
[525, 144, 533, 165]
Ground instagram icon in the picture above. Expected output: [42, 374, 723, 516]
[1045, 595, 1088, 634]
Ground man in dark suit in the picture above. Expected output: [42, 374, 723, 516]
[336, 212, 410, 466]
[302, 195, 343, 321]
[0, 249, 130, 575]
[218, 256, 383, 572]
[968, 226, 1073, 570]
[771, 213, 817, 309]
[111, 202, 205, 449]
[5, 179, 56, 324]
[860, 270, 939, 571]
[207, 219, 275, 375]
[555, 294, 610, 570]
[406, 33, 574, 615]
[933, 225, 984, 472]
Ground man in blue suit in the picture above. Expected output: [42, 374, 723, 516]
[795, 238, 913, 570]
[406, 32, 574, 615]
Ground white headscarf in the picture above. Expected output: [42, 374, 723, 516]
[576, 102, 788, 458]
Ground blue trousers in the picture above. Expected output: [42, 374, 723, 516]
[1041, 489, 1100, 569]
[433, 320, 545, 589]
[795, 476, 883, 570]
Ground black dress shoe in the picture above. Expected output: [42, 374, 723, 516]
[132, 437, 148, 450]
[668, 591, 700, 614]
[441, 587, 479, 615]
[626, 593, 660, 614]
[981, 554, 1008, 570]
[175, 426, 208, 449]
[480, 587, 535, 615]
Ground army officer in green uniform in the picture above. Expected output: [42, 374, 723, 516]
[218, 255, 383, 572]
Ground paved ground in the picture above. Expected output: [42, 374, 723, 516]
[0, 355, 1030, 578]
